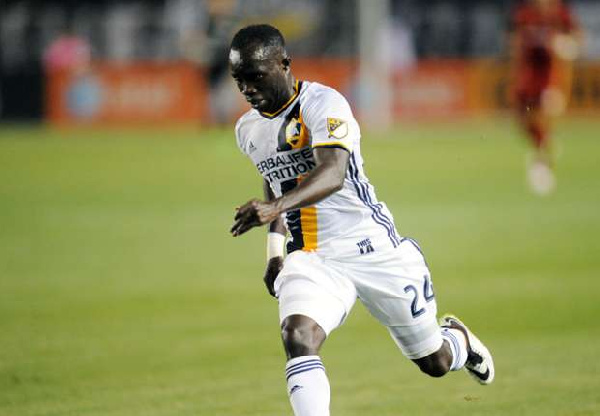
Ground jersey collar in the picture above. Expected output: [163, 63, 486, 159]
[259, 80, 302, 119]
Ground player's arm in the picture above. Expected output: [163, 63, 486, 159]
[230, 147, 349, 237]
[264, 179, 286, 235]
[271, 146, 348, 213]
[263, 179, 286, 297]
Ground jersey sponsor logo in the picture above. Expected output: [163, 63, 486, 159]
[327, 117, 348, 139]
[356, 238, 374, 255]
[255, 147, 316, 183]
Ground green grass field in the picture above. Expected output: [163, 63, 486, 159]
[1, 117, 599, 416]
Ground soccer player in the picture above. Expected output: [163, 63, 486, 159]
[229, 24, 494, 416]
[509, 0, 581, 195]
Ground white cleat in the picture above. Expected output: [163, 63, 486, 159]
[527, 160, 555, 196]
[441, 314, 495, 385]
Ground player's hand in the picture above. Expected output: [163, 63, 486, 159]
[230, 199, 280, 236]
[263, 256, 283, 297]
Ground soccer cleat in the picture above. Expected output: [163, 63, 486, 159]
[440, 314, 495, 385]
[527, 158, 555, 196]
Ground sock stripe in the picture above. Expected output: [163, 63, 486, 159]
[286, 358, 322, 374]
[286, 364, 325, 381]
[442, 329, 461, 370]
[285, 356, 331, 415]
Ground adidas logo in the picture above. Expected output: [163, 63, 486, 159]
[289, 384, 304, 395]
[248, 141, 257, 153]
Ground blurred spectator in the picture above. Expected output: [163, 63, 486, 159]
[509, 0, 583, 195]
[166, 0, 241, 125]
[43, 26, 91, 74]
[202, 0, 241, 125]
[43, 23, 97, 120]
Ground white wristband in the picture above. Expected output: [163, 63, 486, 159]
[267, 232, 286, 261]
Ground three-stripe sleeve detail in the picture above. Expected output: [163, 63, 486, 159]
[348, 153, 401, 247]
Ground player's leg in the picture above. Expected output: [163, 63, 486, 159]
[520, 106, 556, 195]
[281, 314, 329, 416]
[516, 72, 556, 194]
[411, 341, 453, 377]
[387, 314, 477, 380]
[405, 314, 494, 384]
[275, 251, 357, 416]
[351, 238, 494, 384]
[518, 105, 549, 153]
[281, 314, 326, 358]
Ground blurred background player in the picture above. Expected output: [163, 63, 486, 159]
[509, 0, 582, 195]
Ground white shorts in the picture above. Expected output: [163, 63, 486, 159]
[274, 238, 443, 360]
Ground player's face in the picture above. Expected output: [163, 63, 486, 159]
[230, 48, 290, 113]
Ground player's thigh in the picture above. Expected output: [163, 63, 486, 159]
[275, 251, 357, 337]
[352, 238, 442, 359]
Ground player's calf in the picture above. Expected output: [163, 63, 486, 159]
[413, 347, 453, 378]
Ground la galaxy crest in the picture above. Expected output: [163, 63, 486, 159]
[327, 118, 348, 139]
[278, 102, 308, 151]
[285, 118, 305, 148]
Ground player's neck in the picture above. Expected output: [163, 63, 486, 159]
[262, 77, 299, 117]
[281, 75, 297, 105]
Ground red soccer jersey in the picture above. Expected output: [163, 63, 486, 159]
[512, 1, 578, 103]
[512, 2, 577, 69]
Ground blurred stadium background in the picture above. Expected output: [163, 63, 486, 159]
[1, 1, 599, 415]
[2, 0, 600, 124]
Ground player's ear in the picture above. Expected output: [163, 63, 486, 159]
[282, 57, 291, 71]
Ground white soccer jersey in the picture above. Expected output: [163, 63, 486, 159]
[235, 80, 402, 257]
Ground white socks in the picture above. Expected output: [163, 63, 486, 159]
[441, 327, 469, 371]
[283, 335, 466, 415]
[285, 355, 330, 416]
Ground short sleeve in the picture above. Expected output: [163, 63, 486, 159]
[301, 86, 359, 153]
[234, 116, 247, 155]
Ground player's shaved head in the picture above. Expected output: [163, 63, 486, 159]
[230, 24, 288, 64]
[229, 24, 295, 114]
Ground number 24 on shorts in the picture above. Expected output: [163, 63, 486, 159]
[404, 275, 435, 318]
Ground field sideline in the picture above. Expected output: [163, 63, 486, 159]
[0, 116, 599, 415]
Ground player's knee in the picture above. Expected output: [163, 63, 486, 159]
[281, 316, 324, 357]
